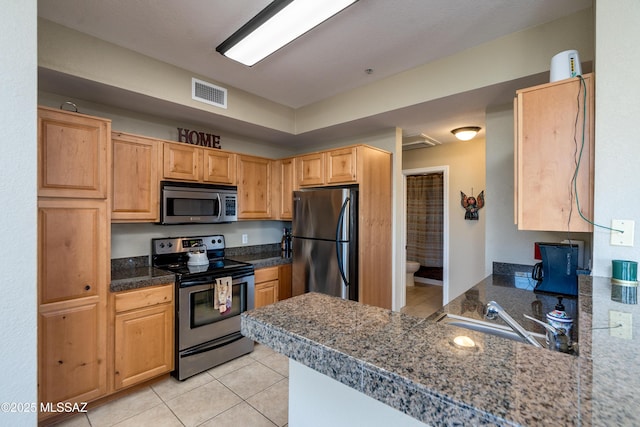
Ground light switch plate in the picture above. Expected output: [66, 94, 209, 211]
[610, 220, 634, 246]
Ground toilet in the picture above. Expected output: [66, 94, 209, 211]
[406, 261, 420, 286]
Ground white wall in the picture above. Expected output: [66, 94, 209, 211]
[592, 0, 640, 276]
[403, 140, 486, 301]
[484, 104, 591, 272]
[0, 1, 38, 425]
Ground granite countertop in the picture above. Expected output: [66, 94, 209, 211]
[110, 244, 292, 292]
[242, 275, 640, 426]
[110, 257, 175, 292]
[227, 250, 292, 269]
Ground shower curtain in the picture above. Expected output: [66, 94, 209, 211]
[406, 173, 443, 268]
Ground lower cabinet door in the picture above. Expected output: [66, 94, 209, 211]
[255, 280, 279, 308]
[39, 300, 107, 407]
[114, 303, 173, 390]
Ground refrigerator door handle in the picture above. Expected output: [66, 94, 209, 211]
[336, 197, 350, 290]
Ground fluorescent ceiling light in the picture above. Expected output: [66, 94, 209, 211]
[216, 0, 358, 66]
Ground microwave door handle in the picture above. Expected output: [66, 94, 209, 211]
[216, 193, 222, 221]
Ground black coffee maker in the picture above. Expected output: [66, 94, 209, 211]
[532, 243, 579, 296]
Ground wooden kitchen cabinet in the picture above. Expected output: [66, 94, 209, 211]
[278, 263, 292, 301]
[274, 157, 295, 220]
[203, 149, 236, 184]
[37, 198, 109, 418]
[162, 141, 201, 181]
[112, 132, 159, 222]
[254, 266, 280, 308]
[38, 106, 111, 199]
[237, 154, 272, 219]
[326, 147, 357, 184]
[38, 199, 108, 304]
[37, 106, 111, 421]
[297, 147, 358, 187]
[162, 141, 237, 185]
[515, 73, 594, 232]
[297, 152, 325, 186]
[113, 284, 173, 390]
[39, 299, 107, 406]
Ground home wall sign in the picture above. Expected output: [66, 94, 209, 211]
[460, 190, 485, 220]
[177, 127, 221, 149]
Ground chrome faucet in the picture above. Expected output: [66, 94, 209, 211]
[485, 301, 543, 348]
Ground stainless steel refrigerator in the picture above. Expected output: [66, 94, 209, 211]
[292, 187, 358, 301]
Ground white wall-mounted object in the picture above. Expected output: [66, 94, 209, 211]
[550, 49, 582, 82]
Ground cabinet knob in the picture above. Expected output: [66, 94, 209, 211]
[85, 285, 91, 291]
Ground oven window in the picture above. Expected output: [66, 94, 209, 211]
[168, 197, 218, 217]
[191, 282, 246, 328]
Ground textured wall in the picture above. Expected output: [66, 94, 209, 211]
[0, 1, 38, 424]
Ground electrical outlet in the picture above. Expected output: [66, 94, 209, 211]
[242, 234, 248, 244]
[610, 219, 635, 246]
[609, 310, 633, 339]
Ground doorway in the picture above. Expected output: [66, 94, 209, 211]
[400, 166, 449, 317]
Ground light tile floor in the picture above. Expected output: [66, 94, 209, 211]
[52, 344, 289, 427]
[401, 284, 443, 318]
[52, 288, 439, 427]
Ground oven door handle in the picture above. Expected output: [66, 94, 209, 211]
[180, 332, 245, 358]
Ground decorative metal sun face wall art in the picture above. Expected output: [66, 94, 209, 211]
[460, 190, 484, 220]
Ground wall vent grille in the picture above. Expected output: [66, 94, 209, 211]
[192, 78, 227, 109]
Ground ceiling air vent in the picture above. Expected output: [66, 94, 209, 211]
[402, 133, 442, 151]
[192, 78, 227, 109]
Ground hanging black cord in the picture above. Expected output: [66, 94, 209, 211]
[572, 75, 623, 233]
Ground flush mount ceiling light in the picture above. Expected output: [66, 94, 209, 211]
[216, 0, 358, 66]
[451, 126, 481, 141]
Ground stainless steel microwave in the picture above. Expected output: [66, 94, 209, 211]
[160, 181, 238, 224]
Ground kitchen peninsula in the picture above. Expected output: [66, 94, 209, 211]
[242, 275, 640, 426]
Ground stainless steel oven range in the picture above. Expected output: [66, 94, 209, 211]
[152, 235, 255, 380]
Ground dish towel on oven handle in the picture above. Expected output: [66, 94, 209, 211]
[216, 276, 232, 314]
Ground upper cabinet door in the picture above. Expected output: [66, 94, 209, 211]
[203, 150, 236, 184]
[297, 152, 325, 187]
[326, 147, 357, 184]
[112, 132, 159, 222]
[162, 142, 201, 181]
[38, 107, 111, 199]
[237, 154, 272, 219]
[515, 73, 594, 232]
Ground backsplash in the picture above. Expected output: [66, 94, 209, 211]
[111, 221, 290, 259]
[493, 262, 534, 276]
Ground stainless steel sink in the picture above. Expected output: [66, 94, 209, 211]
[434, 313, 547, 346]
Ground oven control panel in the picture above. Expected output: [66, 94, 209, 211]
[153, 234, 225, 255]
